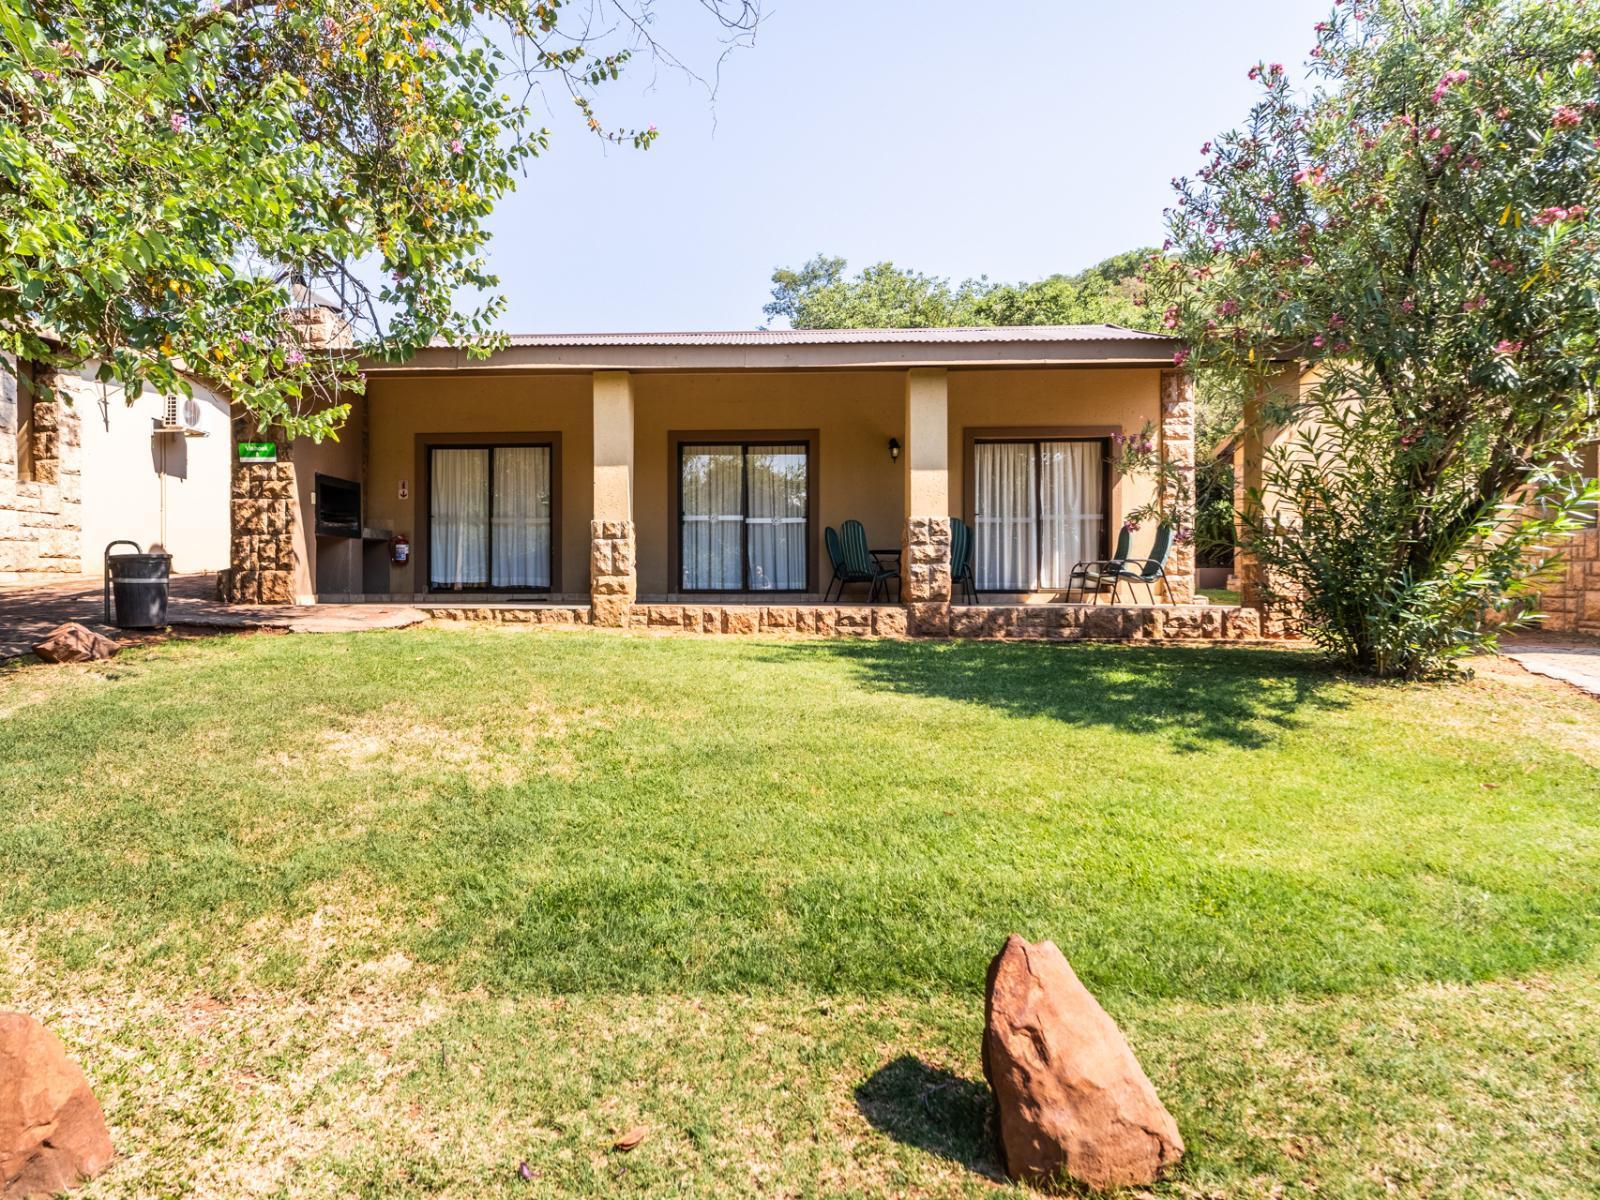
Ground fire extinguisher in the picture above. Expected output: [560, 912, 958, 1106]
[390, 533, 410, 565]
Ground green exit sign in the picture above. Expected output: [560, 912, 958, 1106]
[238, 441, 277, 464]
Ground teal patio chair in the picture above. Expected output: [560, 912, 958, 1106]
[950, 516, 978, 605]
[1066, 525, 1132, 604]
[1111, 525, 1176, 604]
[826, 519, 900, 603]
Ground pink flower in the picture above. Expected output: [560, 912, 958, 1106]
[1328, 313, 1346, 329]
[1248, 65, 1261, 80]
[1462, 295, 1487, 313]
[1172, 348, 1190, 367]
[1431, 69, 1469, 103]
[1269, 63, 1284, 75]
[1218, 299, 1240, 317]
[1267, 212, 1283, 229]
[1553, 105, 1583, 128]
[1401, 298, 1416, 313]
[1162, 306, 1180, 329]
[1312, 334, 1326, 348]
[1533, 206, 1569, 225]
[449, 138, 464, 155]
[1495, 339, 1523, 354]
[285, 347, 305, 366]
[1568, 204, 1589, 220]
[169, 112, 188, 133]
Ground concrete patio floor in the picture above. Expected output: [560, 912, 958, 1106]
[1502, 636, 1600, 699]
[0, 574, 426, 662]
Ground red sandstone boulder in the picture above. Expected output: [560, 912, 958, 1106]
[0, 1013, 114, 1197]
[981, 936, 1183, 1191]
[30, 623, 118, 664]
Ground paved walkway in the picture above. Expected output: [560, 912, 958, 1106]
[1502, 637, 1600, 699]
[0, 574, 426, 662]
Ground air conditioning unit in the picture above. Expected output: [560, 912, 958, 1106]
[155, 395, 208, 438]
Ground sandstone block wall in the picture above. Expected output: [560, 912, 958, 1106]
[0, 365, 83, 584]
[419, 600, 1276, 642]
[1538, 522, 1600, 636]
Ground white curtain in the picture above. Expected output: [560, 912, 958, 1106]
[492, 447, 552, 588]
[975, 442, 1038, 590]
[681, 446, 744, 589]
[1039, 441, 1103, 589]
[431, 449, 489, 588]
[745, 446, 807, 590]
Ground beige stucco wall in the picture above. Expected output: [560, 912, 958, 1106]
[631, 370, 906, 596]
[288, 393, 367, 601]
[72, 371, 233, 574]
[948, 367, 1164, 546]
[357, 374, 594, 595]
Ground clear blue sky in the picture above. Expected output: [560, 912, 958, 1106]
[485, 0, 1330, 332]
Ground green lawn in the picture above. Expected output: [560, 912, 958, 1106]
[3, 629, 1598, 1197]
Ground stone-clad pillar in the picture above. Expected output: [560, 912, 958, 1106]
[221, 452, 300, 605]
[590, 371, 636, 626]
[219, 418, 299, 605]
[903, 367, 952, 635]
[1158, 369, 1196, 603]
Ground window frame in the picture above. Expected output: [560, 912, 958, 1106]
[963, 426, 1116, 594]
[416, 433, 562, 594]
[668, 429, 818, 595]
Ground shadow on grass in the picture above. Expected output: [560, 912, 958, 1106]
[771, 640, 1349, 751]
[855, 1056, 1002, 1182]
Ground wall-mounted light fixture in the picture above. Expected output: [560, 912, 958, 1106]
[888, 437, 901, 463]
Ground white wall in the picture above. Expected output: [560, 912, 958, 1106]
[68, 369, 232, 574]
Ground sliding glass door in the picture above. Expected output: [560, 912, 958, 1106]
[973, 438, 1105, 591]
[430, 445, 552, 590]
[680, 441, 808, 591]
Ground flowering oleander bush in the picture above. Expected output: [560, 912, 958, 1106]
[1146, 0, 1600, 676]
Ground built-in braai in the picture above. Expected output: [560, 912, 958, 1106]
[314, 474, 361, 538]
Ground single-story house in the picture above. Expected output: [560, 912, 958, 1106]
[0, 358, 232, 585]
[221, 324, 1203, 632]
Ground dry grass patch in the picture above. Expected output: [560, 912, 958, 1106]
[3, 964, 1594, 1198]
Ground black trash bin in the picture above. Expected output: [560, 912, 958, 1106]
[104, 540, 172, 629]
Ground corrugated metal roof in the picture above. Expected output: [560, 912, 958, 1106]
[489, 324, 1174, 348]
